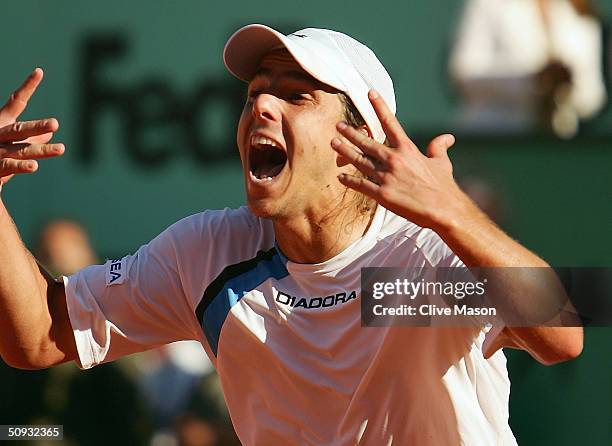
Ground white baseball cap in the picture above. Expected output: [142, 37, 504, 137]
[223, 24, 396, 143]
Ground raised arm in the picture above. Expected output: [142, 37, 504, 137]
[0, 68, 76, 369]
[331, 90, 583, 365]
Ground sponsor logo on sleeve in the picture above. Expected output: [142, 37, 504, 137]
[106, 257, 126, 286]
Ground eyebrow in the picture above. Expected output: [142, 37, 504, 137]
[252, 67, 319, 86]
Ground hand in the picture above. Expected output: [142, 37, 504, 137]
[0, 68, 64, 185]
[331, 90, 471, 230]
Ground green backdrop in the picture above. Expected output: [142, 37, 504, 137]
[1, 1, 610, 444]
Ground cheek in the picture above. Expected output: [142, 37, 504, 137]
[236, 107, 251, 159]
[291, 113, 338, 156]
[312, 117, 342, 166]
[283, 100, 343, 176]
[302, 136, 342, 183]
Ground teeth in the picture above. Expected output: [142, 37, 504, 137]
[248, 134, 286, 183]
[250, 135, 280, 149]
[250, 172, 274, 182]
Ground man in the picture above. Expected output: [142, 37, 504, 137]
[0, 25, 582, 445]
[36, 219, 99, 276]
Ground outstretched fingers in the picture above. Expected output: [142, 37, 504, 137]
[337, 172, 380, 198]
[0, 69, 63, 185]
[0, 158, 39, 177]
[426, 133, 455, 160]
[367, 90, 414, 149]
[0, 143, 65, 160]
[0, 68, 44, 124]
[26, 132, 55, 144]
[331, 137, 381, 178]
[0, 119, 59, 143]
[335, 121, 390, 163]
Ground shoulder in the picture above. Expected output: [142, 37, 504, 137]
[170, 206, 273, 240]
[152, 206, 276, 293]
[377, 208, 460, 267]
[151, 206, 275, 261]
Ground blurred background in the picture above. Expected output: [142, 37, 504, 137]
[1, 0, 610, 445]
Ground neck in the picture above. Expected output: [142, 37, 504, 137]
[273, 199, 376, 264]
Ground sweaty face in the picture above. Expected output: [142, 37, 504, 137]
[236, 49, 349, 220]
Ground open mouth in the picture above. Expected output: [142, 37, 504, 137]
[249, 135, 288, 181]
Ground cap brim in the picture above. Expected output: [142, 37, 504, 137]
[223, 24, 287, 82]
[223, 24, 345, 92]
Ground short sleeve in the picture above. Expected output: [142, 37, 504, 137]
[482, 324, 505, 358]
[64, 207, 273, 369]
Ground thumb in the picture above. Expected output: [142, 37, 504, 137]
[427, 133, 455, 159]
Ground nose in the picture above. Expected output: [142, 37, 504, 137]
[251, 93, 281, 123]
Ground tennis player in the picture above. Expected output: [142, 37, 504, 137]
[0, 25, 582, 445]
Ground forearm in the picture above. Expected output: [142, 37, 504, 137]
[434, 191, 583, 364]
[0, 197, 58, 367]
[434, 192, 546, 268]
[0, 69, 75, 368]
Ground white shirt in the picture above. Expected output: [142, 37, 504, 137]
[64, 205, 516, 445]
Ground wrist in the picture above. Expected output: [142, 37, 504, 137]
[430, 187, 483, 236]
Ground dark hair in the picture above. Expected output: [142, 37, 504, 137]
[338, 92, 366, 128]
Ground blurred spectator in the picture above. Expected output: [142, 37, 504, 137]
[137, 341, 214, 429]
[61, 362, 152, 446]
[450, 0, 607, 138]
[37, 219, 98, 275]
[175, 412, 219, 446]
[137, 340, 242, 445]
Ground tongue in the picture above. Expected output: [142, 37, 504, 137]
[256, 162, 284, 179]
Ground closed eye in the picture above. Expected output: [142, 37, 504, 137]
[246, 89, 262, 104]
[287, 92, 310, 102]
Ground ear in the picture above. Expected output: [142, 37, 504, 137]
[357, 124, 372, 139]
